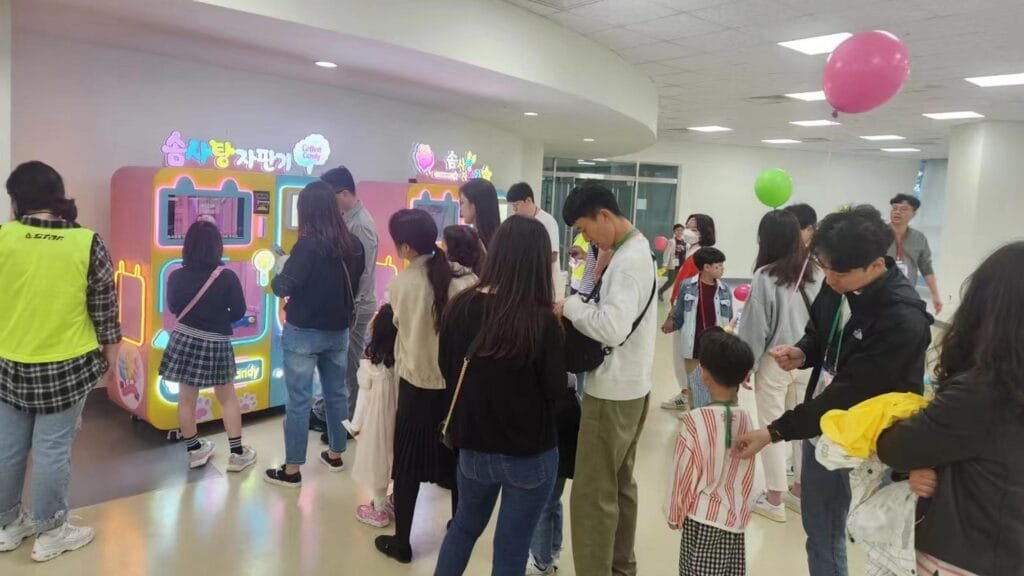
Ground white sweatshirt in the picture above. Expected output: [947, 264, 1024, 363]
[563, 233, 657, 401]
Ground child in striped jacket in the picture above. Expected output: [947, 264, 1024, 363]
[666, 329, 756, 576]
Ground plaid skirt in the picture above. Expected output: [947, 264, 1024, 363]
[158, 324, 235, 387]
[679, 517, 745, 576]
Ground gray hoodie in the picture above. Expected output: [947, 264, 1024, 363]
[737, 265, 822, 370]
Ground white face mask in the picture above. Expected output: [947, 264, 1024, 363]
[682, 229, 700, 245]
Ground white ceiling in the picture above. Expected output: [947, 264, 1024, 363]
[504, 0, 1024, 158]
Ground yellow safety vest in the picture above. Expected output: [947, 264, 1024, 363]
[0, 221, 99, 362]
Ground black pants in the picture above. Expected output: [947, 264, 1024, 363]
[658, 267, 678, 298]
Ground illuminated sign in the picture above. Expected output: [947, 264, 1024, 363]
[234, 358, 264, 385]
[161, 131, 331, 175]
[411, 143, 492, 182]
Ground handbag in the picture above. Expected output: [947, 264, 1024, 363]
[173, 266, 224, 326]
[563, 255, 658, 373]
[439, 331, 485, 450]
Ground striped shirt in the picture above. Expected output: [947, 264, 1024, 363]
[578, 243, 599, 298]
[666, 405, 755, 533]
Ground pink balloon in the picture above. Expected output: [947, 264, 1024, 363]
[654, 235, 669, 252]
[733, 284, 751, 303]
[823, 31, 910, 114]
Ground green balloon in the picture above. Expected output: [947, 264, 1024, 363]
[754, 168, 793, 208]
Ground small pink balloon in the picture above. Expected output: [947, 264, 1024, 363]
[823, 30, 910, 114]
[654, 235, 669, 252]
[733, 283, 751, 303]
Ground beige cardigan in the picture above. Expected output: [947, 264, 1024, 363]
[390, 255, 477, 390]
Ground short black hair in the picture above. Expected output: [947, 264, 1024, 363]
[784, 203, 818, 230]
[562, 181, 622, 226]
[686, 213, 717, 247]
[693, 246, 725, 270]
[672, 223, 684, 231]
[811, 205, 894, 272]
[890, 193, 921, 211]
[505, 182, 535, 203]
[183, 221, 224, 268]
[698, 328, 754, 388]
[321, 166, 356, 195]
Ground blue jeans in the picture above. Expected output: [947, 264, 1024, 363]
[435, 448, 559, 576]
[801, 440, 851, 576]
[282, 324, 349, 465]
[529, 476, 566, 569]
[0, 398, 86, 532]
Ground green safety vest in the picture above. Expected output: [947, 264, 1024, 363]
[0, 221, 99, 363]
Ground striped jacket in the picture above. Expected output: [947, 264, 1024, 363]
[666, 405, 755, 533]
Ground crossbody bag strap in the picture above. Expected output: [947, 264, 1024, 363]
[614, 253, 658, 347]
[175, 266, 224, 323]
[799, 285, 813, 315]
[441, 331, 485, 436]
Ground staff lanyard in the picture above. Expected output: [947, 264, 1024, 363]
[708, 400, 737, 448]
[825, 295, 847, 372]
[613, 227, 639, 251]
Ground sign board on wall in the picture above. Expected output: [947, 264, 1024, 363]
[161, 131, 331, 175]
[411, 143, 492, 182]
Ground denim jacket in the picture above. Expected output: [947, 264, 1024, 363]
[671, 277, 733, 359]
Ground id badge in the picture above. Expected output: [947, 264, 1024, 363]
[895, 259, 909, 278]
[813, 368, 836, 399]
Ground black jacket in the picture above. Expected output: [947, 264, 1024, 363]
[271, 236, 365, 331]
[878, 376, 1024, 575]
[168, 265, 247, 335]
[771, 258, 932, 440]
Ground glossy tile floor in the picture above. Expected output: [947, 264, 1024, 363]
[1, 303, 865, 575]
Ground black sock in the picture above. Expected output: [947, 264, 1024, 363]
[184, 435, 201, 452]
[229, 436, 243, 455]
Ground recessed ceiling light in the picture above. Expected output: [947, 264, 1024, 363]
[778, 33, 852, 55]
[789, 120, 840, 127]
[314, 61, 338, 68]
[762, 139, 802, 144]
[965, 73, 1024, 87]
[881, 147, 921, 152]
[784, 91, 826, 102]
[582, 138, 595, 142]
[592, 158, 609, 162]
[923, 111, 985, 120]
[577, 160, 596, 165]
[523, 111, 539, 117]
[687, 125, 732, 132]
[860, 134, 905, 141]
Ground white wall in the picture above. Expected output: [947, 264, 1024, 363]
[11, 33, 543, 238]
[0, 0, 11, 221]
[620, 141, 922, 273]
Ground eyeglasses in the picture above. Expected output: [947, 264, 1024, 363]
[891, 206, 915, 214]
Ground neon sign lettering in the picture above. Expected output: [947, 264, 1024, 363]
[161, 131, 331, 175]
[411, 143, 493, 182]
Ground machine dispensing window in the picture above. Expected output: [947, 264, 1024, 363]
[157, 178, 253, 246]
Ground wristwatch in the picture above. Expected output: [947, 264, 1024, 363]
[767, 425, 785, 444]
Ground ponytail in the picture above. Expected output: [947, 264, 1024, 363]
[53, 197, 78, 222]
[426, 248, 454, 332]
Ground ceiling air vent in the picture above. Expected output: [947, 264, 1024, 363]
[531, 0, 603, 8]
[746, 95, 793, 104]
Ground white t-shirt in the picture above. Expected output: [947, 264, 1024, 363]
[535, 207, 562, 296]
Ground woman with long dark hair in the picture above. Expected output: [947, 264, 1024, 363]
[662, 213, 717, 411]
[264, 181, 365, 487]
[433, 215, 565, 576]
[878, 242, 1024, 576]
[375, 209, 477, 564]
[459, 179, 501, 249]
[737, 210, 820, 522]
[0, 162, 120, 561]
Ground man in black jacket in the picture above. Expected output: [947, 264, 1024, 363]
[733, 205, 932, 576]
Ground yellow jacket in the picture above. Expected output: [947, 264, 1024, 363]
[820, 392, 928, 459]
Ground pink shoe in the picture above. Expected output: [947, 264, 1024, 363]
[356, 502, 392, 528]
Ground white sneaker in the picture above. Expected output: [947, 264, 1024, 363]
[227, 446, 257, 472]
[0, 511, 35, 552]
[752, 494, 787, 523]
[660, 392, 689, 411]
[31, 522, 94, 562]
[188, 439, 215, 469]
[784, 491, 802, 514]
[525, 554, 555, 575]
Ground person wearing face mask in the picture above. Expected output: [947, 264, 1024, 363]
[662, 214, 716, 411]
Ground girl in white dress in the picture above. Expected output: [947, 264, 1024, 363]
[351, 304, 399, 528]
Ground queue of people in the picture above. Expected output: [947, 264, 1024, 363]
[1, 158, 1021, 576]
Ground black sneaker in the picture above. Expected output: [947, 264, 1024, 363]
[319, 450, 344, 472]
[320, 431, 354, 444]
[263, 465, 302, 488]
[308, 411, 326, 433]
[375, 535, 412, 564]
